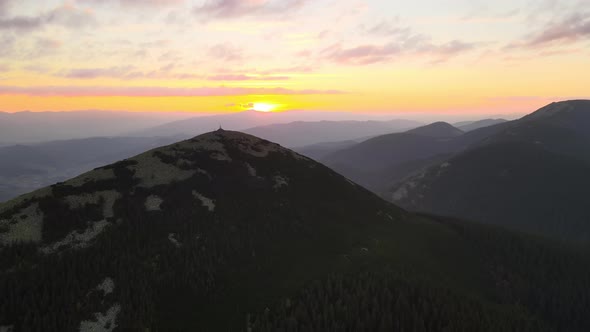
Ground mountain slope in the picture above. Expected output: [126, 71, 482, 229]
[321, 122, 465, 192]
[318, 117, 518, 194]
[1, 130, 590, 331]
[389, 100, 590, 244]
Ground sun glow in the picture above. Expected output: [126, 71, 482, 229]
[252, 103, 277, 112]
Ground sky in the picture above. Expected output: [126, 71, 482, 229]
[0, 0, 588, 115]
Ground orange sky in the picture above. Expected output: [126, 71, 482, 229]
[0, 0, 588, 115]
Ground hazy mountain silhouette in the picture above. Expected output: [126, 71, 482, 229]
[243, 119, 422, 147]
[405, 122, 464, 138]
[455, 118, 508, 132]
[389, 100, 590, 244]
[294, 140, 360, 160]
[132, 110, 423, 142]
[0, 111, 192, 144]
[2, 130, 590, 331]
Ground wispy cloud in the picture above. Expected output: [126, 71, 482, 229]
[522, 12, 590, 47]
[0, 4, 96, 31]
[323, 43, 401, 65]
[62, 66, 136, 79]
[207, 43, 243, 62]
[323, 38, 476, 65]
[193, 0, 309, 20]
[0, 34, 15, 58]
[0, 85, 345, 97]
[77, 0, 185, 7]
[58, 65, 200, 80]
[0, 0, 12, 16]
[207, 74, 290, 81]
[361, 18, 411, 37]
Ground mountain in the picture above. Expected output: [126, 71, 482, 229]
[455, 118, 508, 132]
[0, 136, 186, 202]
[405, 122, 464, 138]
[0, 111, 192, 144]
[321, 122, 466, 192]
[2, 130, 590, 331]
[389, 100, 590, 244]
[243, 119, 422, 147]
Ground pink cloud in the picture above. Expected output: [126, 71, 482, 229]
[0, 85, 345, 97]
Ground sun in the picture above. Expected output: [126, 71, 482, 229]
[252, 102, 277, 112]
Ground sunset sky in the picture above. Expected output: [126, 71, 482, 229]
[0, 0, 588, 115]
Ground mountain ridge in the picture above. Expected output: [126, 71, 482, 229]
[388, 100, 590, 243]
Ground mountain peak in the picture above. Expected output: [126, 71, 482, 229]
[0, 130, 318, 248]
[405, 121, 464, 138]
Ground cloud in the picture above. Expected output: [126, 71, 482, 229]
[323, 43, 401, 65]
[0, 85, 345, 97]
[22, 64, 50, 73]
[417, 40, 476, 63]
[0, 34, 15, 58]
[208, 43, 243, 62]
[58, 65, 200, 80]
[0, 4, 96, 31]
[26, 38, 62, 58]
[207, 74, 290, 81]
[77, 0, 184, 7]
[323, 38, 476, 65]
[193, 0, 309, 20]
[524, 12, 590, 47]
[362, 19, 411, 37]
[63, 66, 135, 79]
[0, 0, 12, 16]
[334, 19, 477, 65]
[459, 8, 520, 23]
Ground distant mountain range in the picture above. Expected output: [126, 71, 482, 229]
[0, 136, 187, 202]
[0, 111, 193, 144]
[1, 129, 590, 331]
[131, 110, 423, 139]
[319, 121, 492, 193]
[388, 100, 590, 244]
[0, 117, 421, 202]
[243, 119, 422, 147]
[454, 118, 508, 132]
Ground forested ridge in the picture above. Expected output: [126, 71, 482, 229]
[1, 130, 589, 331]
